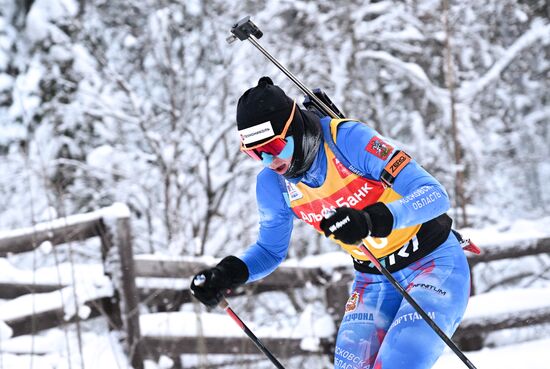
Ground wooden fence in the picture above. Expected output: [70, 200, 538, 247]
[0, 204, 143, 369]
[135, 236, 550, 358]
[0, 206, 549, 369]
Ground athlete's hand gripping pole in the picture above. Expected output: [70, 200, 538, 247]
[192, 275, 287, 369]
[355, 243, 478, 369]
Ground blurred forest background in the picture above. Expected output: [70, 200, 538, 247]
[0, 1, 549, 368]
[1, 0, 549, 259]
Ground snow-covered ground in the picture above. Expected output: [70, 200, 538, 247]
[434, 338, 550, 369]
[0, 329, 130, 369]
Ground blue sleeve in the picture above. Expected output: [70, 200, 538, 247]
[335, 122, 450, 229]
[240, 168, 294, 282]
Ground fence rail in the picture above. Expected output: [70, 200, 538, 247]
[5, 297, 110, 337]
[467, 237, 550, 266]
[142, 336, 333, 359]
[0, 282, 65, 299]
[0, 217, 105, 256]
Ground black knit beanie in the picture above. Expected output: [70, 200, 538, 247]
[236, 76, 295, 147]
[236, 77, 322, 179]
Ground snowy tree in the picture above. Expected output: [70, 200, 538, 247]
[1, 0, 549, 254]
[0, 1, 550, 368]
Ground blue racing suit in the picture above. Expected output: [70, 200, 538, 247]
[240, 119, 470, 369]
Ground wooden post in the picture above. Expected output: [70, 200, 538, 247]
[98, 219, 123, 330]
[114, 216, 144, 369]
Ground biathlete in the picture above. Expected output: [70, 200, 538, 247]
[191, 77, 473, 369]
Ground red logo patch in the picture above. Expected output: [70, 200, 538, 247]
[345, 291, 360, 312]
[365, 136, 393, 160]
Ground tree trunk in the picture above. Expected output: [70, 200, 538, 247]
[443, 0, 468, 227]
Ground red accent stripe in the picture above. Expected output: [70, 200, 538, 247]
[358, 244, 382, 270]
[226, 307, 245, 329]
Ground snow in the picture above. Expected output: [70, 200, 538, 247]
[434, 338, 550, 369]
[135, 253, 218, 264]
[282, 251, 350, 270]
[0, 330, 130, 368]
[71, 44, 98, 78]
[39, 240, 54, 254]
[0, 122, 26, 144]
[0, 73, 13, 91]
[140, 311, 244, 338]
[86, 145, 121, 173]
[0, 261, 105, 285]
[379, 25, 425, 42]
[49, 44, 73, 63]
[458, 19, 550, 102]
[0, 203, 130, 241]
[0, 210, 548, 369]
[292, 304, 336, 339]
[0, 282, 112, 322]
[9, 61, 44, 118]
[459, 216, 550, 246]
[465, 287, 550, 320]
[138, 286, 547, 341]
[136, 276, 189, 290]
[25, 0, 78, 43]
[140, 305, 335, 344]
[0, 320, 13, 340]
[157, 356, 175, 369]
[356, 49, 449, 111]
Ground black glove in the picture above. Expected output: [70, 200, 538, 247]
[190, 256, 249, 308]
[319, 203, 394, 244]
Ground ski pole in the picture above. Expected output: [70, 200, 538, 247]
[356, 243, 477, 369]
[219, 297, 286, 369]
[193, 275, 286, 369]
[227, 16, 341, 119]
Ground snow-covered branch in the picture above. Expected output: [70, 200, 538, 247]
[458, 19, 550, 102]
[356, 49, 449, 110]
